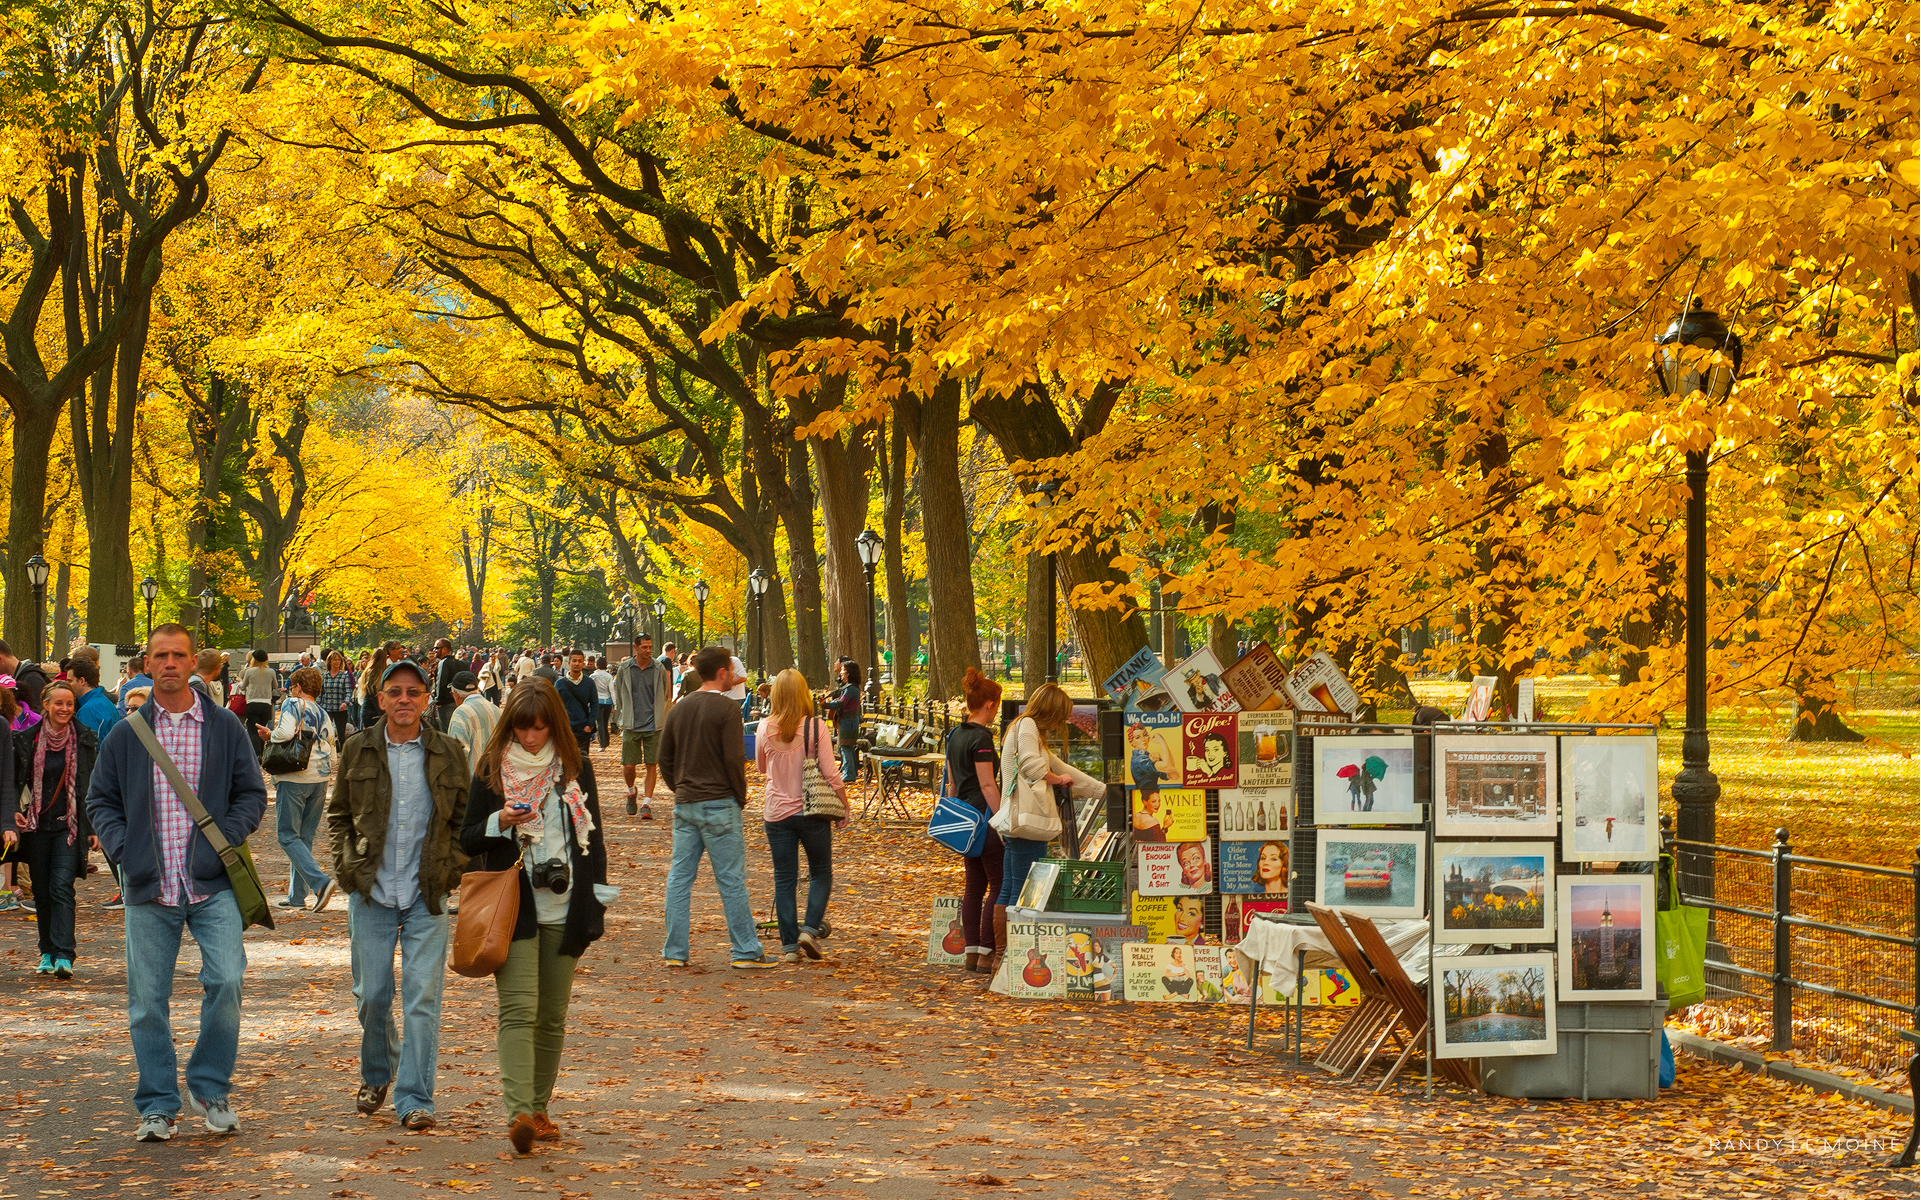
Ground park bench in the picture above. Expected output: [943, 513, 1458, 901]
[855, 697, 961, 819]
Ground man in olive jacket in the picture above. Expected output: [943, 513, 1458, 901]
[325, 660, 471, 1132]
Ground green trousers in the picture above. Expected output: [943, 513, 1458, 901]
[494, 924, 578, 1116]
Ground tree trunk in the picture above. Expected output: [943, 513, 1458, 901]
[809, 399, 875, 671]
[777, 431, 829, 684]
[1024, 550, 1052, 698]
[881, 418, 914, 690]
[900, 379, 983, 701]
[1790, 673, 1866, 743]
[462, 511, 492, 643]
[52, 558, 71, 653]
[77, 293, 146, 642]
[3, 403, 59, 652]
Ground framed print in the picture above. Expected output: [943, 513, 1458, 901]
[1433, 842, 1555, 945]
[1435, 952, 1557, 1059]
[1557, 876, 1656, 1001]
[1560, 736, 1659, 862]
[1314, 829, 1425, 918]
[1314, 735, 1421, 825]
[1433, 735, 1559, 837]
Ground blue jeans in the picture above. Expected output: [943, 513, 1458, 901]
[19, 829, 78, 960]
[997, 836, 1053, 905]
[125, 892, 245, 1116]
[347, 893, 450, 1118]
[275, 781, 330, 903]
[837, 717, 860, 783]
[662, 799, 763, 962]
[764, 815, 833, 953]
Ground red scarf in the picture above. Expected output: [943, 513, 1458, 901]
[24, 720, 78, 846]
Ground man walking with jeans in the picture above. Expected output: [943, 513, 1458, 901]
[85, 624, 266, 1142]
[325, 660, 471, 1132]
[657, 646, 776, 969]
[613, 636, 671, 819]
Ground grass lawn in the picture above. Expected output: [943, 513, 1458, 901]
[1400, 672, 1918, 866]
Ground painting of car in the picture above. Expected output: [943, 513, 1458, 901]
[1344, 854, 1393, 894]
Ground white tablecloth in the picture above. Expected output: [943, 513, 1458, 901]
[1232, 915, 1462, 996]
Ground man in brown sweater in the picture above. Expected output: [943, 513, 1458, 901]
[656, 646, 776, 968]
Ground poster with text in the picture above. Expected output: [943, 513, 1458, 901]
[927, 896, 966, 965]
[1131, 787, 1205, 844]
[1168, 647, 1242, 713]
[1002, 920, 1068, 999]
[1122, 942, 1223, 1003]
[1220, 839, 1292, 897]
[1103, 644, 1178, 713]
[1061, 922, 1148, 1002]
[1219, 787, 1289, 839]
[1123, 711, 1183, 794]
[1221, 642, 1291, 712]
[1182, 711, 1240, 788]
[1236, 710, 1295, 790]
[1138, 840, 1214, 896]
[1129, 893, 1179, 942]
[1283, 650, 1364, 717]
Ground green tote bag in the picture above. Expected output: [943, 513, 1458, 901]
[1655, 851, 1708, 1009]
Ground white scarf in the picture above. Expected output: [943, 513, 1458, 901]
[501, 742, 593, 850]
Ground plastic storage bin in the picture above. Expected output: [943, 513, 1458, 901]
[1041, 858, 1126, 914]
[1480, 999, 1669, 1100]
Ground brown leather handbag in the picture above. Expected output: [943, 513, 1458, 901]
[452, 854, 522, 978]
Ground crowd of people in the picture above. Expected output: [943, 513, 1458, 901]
[0, 621, 1080, 1158]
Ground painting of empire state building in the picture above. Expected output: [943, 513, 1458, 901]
[1556, 877, 1656, 1001]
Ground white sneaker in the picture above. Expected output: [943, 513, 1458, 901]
[782, 951, 802, 964]
[135, 1113, 175, 1142]
[186, 1094, 239, 1134]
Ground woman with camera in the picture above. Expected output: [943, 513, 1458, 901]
[461, 681, 610, 1154]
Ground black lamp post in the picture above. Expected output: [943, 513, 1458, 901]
[139, 575, 160, 640]
[24, 553, 50, 662]
[1655, 300, 1742, 906]
[748, 568, 769, 684]
[856, 528, 883, 700]
[197, 588, 217, 649]
[1033, 480, 1062, 684]
[650, 597, 667, 649]
[243, 600, 259, 647]
[281, 594, 296, 654]
[694, 579, 709, 649]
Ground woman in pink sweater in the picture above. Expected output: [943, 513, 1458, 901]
[754, 670, 851, 963]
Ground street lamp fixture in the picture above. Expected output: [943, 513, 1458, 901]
[650, 596, 667, 647]
[855, 529, 883, 700]
[748, 568, 770, 684]
[24, 553, 49, 662]
[197, 587, 217, 650]
[1031, 479, 1063, 684]
[1654, 299, 1742, 908]
[139, 574, 160, 640]
[693, 579, 710, 649]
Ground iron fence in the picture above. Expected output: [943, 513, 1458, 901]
[1667, 816, 1918, 1075]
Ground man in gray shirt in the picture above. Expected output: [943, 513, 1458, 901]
[613, 635, 673, 819]
[324, 661, 470, 1132]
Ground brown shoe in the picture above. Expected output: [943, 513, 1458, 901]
[355, 1083, 388, 1116]
[531, 1113, 561, 1142]
[400, 1110, 436, 1132]
[508, 1113, 538, 1154]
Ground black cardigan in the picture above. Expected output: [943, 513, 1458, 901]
[459, 765, 607, 959]
[7, 721, 98, 841]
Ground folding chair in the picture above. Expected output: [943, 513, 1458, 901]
[1303, 902, 1404, 1080]
[1342, 910, 1480, 1092]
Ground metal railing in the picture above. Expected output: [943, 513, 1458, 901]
[1665, 816, 1918, 1074]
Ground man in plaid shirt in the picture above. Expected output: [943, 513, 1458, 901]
[86, 624, 267, 1144]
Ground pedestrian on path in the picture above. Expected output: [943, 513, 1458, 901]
[590, 657, 614, 751]
[69, 657, 121, 742]
[754, 669, 849, 964]
[258, 667, 339, 914]
[238, 649, 279, 759]
[84, 623, 266, 1142]
[996, 683, 1104, 916]
[461, 682, 609, 1154]
[612, 636, 671, 819]
[326, 659, 470, 1132]
[445, 672, 500, 776]
[431, 639, 461, 734]
[6, 680, 97, 978]
[945, 668, 1005, 975]
[657, 645, 775, 969]
[555, 651, 599, 752]
[822, 660, 863, 782]
[321, 650, 356, 743]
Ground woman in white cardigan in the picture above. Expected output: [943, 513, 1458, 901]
[994, 683, 1103, 917]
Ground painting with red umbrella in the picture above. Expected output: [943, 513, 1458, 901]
[1313, 735, 1419, 825]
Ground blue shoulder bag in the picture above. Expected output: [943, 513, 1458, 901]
[926, 741, 988, 857]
